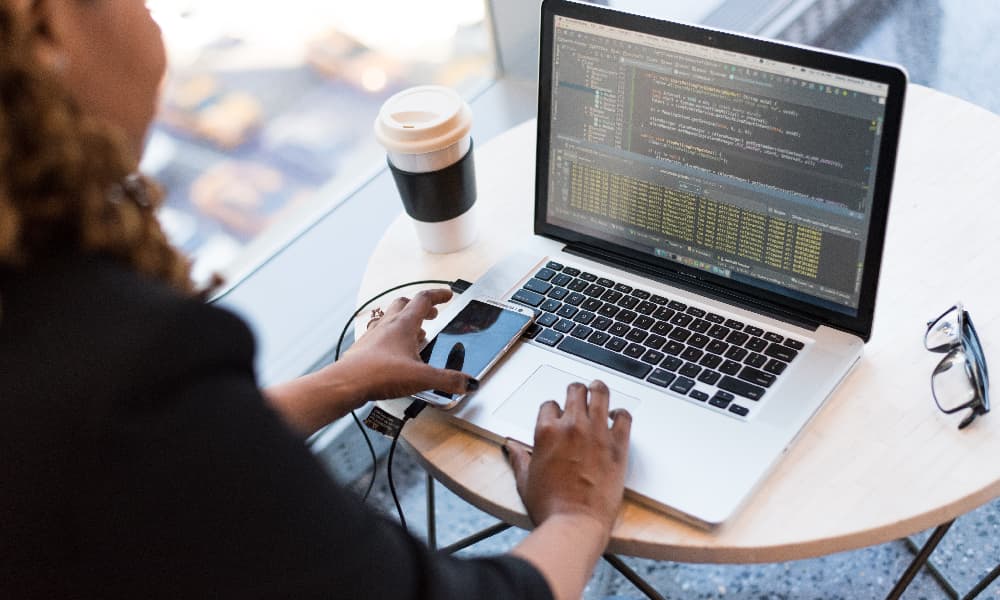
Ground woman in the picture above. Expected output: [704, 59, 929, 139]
[0, 1, 633, 599]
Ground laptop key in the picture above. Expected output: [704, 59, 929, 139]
[568, 279, 589, 292]
[511, 289, 544, 307]
[724, 319, 745, 330]
[554, 319, 576, 333]
[689, 389, 710, 402]
[690, 318, 711, 333]
[706, 339, 728, 355]
[581, 298, 603, 312]
[571, 324, 594, 339]
[680, 347, 703, 362]
[706, 312, 725, 324]
[660, 356, 683, 371]
[537, 313, 559, 328]
[651, 321, 673, 337]
[764, 343, 799, 362]
[524, 278, 552, 295]
[763, 331, 784, 343]
[718, 376, 765, 401]
[784, 338, 805, 351]
[584, 284, 605, 298]
[726, 331, 750, 346]
[644, 334, 666, 350]
[592, 316, 613, 331]
[636, 301, 657, 316]
[548, 287, 569, 300]
[601, 289, 623, 303]
[565, 292, 586, 306]
[634, 315, 655, 330]
[697, 369, 721, 385]
[597, 277, 615, 288]
[540, 299, 562, 313]
[624, 343, 646, 359]
[574, 311, 596, 325]
[632, 289, 651, 300]
[606, 337, 628, 352]
[598, 304, 621, 319]
[646, 369, 676, 388]
[609, 322, 630, 337]
[745, 337, 768, 353]
[686, 306, 707, 318]
[535, 329, 563, 347]
[745, 352, 768, 368]
[720, 360, 742, 375]
[738, 366, 776, 388]
[670, 377, 695, 395]
[688, 333, 710, 348]
[557, 305, 578, 319]
[588, 331, 610, 346]
[616, 310, 638, 324]
[707, 324, 730, 340]
[535, 268, 556, 281]
[552, 273, 573, 287]
[580, 272, 597, 282]
[562, 267, 581, 277]
[699, 354, 723, 370]
[744, 325, 764, 337]
[709, 394, 732, 409]
[729, 404, 750, 417]
[618, 295, 640, 310]
[764, 358, 788, 375]
[614, 283, 633, 294]
[641, 349, 665, 365]
[668, 328, 692, 343]
[625, 329, 648, 344]
[676, 359, 700, 377]
[663, 340, 684, 356]
[668, 300, 687, 311]
[670, 313, 693, 327]
[650, 294, 669, 305]
[558, 337, 652, 379]
[545, 261, 564, 271]
[725, 346, 748, 361]
[652, 306, 675, 321]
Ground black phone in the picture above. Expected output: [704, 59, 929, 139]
[414, 298, 535, 409]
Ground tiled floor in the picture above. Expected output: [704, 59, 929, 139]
[321, 1, 1000, 598]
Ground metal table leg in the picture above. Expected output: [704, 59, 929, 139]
[603, 554, 667, 600]
[426, 472, 437, 551]
[963, 561, 1000, 600]
[886, 520, 956, 600]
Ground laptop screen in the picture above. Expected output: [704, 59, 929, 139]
[542, 13, 895, 318]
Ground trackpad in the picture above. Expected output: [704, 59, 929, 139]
[493, 365, 642, 430]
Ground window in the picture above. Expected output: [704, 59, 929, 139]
[144, 1, 494, 284]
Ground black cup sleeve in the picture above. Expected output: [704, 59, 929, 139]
[388, 141, 477, 223]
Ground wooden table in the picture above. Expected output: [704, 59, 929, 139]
[359, 84, 1000, 567]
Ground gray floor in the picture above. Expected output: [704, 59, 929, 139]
[308, 1, 1000, 598]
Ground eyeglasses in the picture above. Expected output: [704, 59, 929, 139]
[924, 303, 990, 429]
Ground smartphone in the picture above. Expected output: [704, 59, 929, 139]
[413, 298, 535, 409]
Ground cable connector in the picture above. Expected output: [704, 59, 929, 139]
[404, 399, 428, 420]
[449, 278, 474, 295]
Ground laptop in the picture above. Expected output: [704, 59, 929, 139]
[431, 0, 907, 528]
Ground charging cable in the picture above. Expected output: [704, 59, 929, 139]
[331, 278, 472, 520]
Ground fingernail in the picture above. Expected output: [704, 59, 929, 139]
[467, 378, 480, 391]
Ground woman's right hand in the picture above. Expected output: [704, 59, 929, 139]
[504, 380, 632, 535]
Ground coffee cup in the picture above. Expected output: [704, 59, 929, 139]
[375, 85, 477, 254]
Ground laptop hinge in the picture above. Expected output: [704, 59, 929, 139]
[563, 242, 821, 332]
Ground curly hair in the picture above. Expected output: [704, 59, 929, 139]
[0, 1, 195, 294]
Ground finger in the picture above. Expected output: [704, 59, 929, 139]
[504, 439, 532, 504]
[563, 382, 588, 420]
[384, 296, 410, 317]
[400, 289, 453, 324]
[421, 365, 478, 396]
[537, 399, 562, 427]
[609, 408, 633, 449]
[588, 380, 610, 428]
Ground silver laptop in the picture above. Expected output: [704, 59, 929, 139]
[432, 0, 907, 528]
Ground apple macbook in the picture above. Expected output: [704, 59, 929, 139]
[429, 0, 907, 528]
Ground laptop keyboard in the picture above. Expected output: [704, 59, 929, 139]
[509, 261, 806, 419]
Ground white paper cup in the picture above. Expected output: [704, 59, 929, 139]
[375, 85, 477, 253]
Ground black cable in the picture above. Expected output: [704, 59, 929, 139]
[387, 420, 408, 530]
[333, 279, 453, 503]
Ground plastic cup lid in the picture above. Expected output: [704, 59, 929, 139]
[374, 85, 472, 155]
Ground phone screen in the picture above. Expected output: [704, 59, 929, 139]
[419, 300, 532, 401]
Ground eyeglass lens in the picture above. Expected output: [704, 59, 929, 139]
[930, 347, 980, 412]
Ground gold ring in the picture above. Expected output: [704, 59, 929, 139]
[366, 307, 385, 329]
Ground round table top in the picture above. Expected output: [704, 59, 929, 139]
[359, 84, 1000, 563]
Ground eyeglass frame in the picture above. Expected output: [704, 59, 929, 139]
[924, 303, 990, 429]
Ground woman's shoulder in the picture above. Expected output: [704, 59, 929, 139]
[0, 253, 256, 397]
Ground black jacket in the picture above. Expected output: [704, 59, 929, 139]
[0, 255, 551, 599]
